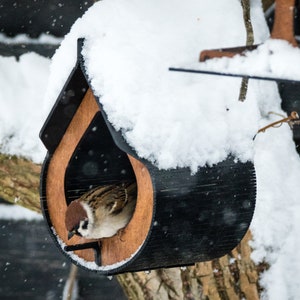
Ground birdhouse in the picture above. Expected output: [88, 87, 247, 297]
[40, 39, 256, 275]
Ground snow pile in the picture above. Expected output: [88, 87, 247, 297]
[187, 39, 300, 81]
[0, 33, 62, 45]
[0, 53, 50, 162]
[45, 0, 268, 172]
[252, 124, 300, 299]
[0, 204, 42, 221]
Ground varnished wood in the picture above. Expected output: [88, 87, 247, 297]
[101, 156, 153, 265]
[199, 47, 253, 62]
[46, 88, 99, 262]
[46, 88, 153, 266]
[271, 0, 297, 46]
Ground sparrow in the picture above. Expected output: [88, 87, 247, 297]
[65, 182, 137, 240]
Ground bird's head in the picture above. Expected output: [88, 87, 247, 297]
[65, 200, 91, 240]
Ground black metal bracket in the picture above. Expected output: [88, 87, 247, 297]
[64, 242, 101, 266]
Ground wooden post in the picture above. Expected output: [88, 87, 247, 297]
[271, 0, 297, 46]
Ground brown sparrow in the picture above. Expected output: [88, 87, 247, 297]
[65, 182, 137, 240]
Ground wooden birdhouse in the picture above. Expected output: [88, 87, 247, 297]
[40, 39, 256, 275]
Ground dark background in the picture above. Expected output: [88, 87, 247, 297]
[0, 208, 126, 299]
[0, 0, 95, 58]
[0, 0, 94, 37]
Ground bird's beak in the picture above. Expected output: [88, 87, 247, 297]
[68, 231, 75, 240]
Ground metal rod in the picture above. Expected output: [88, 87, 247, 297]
[64, 241, 101, 266]
[168, 67, 300, 83]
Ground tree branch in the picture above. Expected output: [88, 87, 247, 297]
[239, 0, 254, 102]
[0, 153, 41, 212]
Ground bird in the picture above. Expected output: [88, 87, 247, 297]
[65, 182, 137, 240]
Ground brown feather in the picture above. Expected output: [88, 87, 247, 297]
[108, 182, 137, 214]
[65, 200, 88, 231]
[80, 182, 136, 213]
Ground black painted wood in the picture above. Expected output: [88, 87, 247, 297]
[65, 112, 136, 203]
[279, 81, 300, 145]
[39, 61, 89, 153]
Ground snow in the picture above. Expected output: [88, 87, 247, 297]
[0, 204, 42, 221]
[251, 124, 300, 299]
[0, 33, 62, 45]
[183, 39, 300, 81]
[0, 0, 300, 298]
[0, 52, 50, 162]
[45, 0, 268, 172]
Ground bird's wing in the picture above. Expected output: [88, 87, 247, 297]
[108, 187, 129, 215]
[108, 182, 136, 215]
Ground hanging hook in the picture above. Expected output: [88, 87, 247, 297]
[253, 111, 300, 140]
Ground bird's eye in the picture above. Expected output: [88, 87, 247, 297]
[82, 219, 89, 230]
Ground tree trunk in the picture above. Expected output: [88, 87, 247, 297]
[116, 231, 267, 300]
[0, 152, 267, 299]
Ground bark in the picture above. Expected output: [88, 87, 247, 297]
[116, 231, 267, 300]
[238, 0, 275, 101]
[0, 152, 268, 299]
[0, 153, 41, 213]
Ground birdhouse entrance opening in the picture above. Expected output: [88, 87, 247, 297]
[42, 89, 153, 272]
[65, 104, 136, 205]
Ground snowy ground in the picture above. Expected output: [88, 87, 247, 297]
[1, 0, 300, 299]
[0, 203, 42, 221]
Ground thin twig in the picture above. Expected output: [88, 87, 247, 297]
[239, 0, 254, 102]
[254, 111, 300, 139]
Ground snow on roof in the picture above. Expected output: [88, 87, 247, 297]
[45, 0, 269, 172]
[0, 52, 50, 163]
[0, 204, 42, 221]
